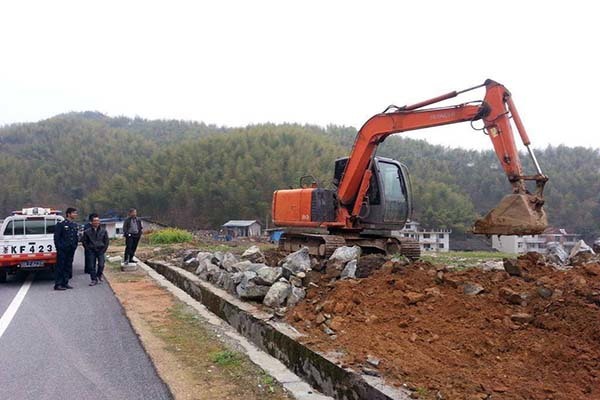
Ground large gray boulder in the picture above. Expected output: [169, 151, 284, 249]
[329, 246, 361, 264]
[594, 238, 600, 254]
[236, 272, 271, 300]
[568, 240, 596, 266]
[254, 266, 283, 286]
[197, 262, 220, 281]
[212, 251, 224, 266]
[195, 258, 212, 276]
[546, 242, 568, 265]
[221, 252, 239, 272]
[182, 249, 198, 262]
[340, 259, 357, 280]
[196, 251, 214, 264]
[280, 247, 311, 275]
[241, 245, 266, 263]
[570, 239, 594, 256]
[210, 270, 226, 286]
[233, 261, 268, 273]
[263, 281, 292, 308]
[182, 257, 200, 271]
[287, 286, 306, 307]
[221, 272, 234, 293]
[222, 272, 244, 294]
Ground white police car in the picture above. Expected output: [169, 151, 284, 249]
[0, 207, 64, 282]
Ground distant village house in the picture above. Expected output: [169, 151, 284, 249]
[222, 220, 262, 238]
[393, 221, 451, 253]
[492, 227, 581, 254]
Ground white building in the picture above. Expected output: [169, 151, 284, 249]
[492, 228, 581, 254]
[393, 221, 451, 252]
[100, 218, 124, 239]
[222, 220, 262, 238]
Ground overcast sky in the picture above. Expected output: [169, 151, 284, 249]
[1, 0, 598, 150]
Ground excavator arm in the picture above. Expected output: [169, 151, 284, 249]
[338, 79, 548, 235]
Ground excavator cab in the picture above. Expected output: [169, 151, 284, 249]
[334, 156, 412, 230]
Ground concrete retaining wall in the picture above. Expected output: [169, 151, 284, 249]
[145, 260, 409, 400]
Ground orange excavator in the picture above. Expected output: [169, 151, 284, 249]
[272, 79, 548, 259]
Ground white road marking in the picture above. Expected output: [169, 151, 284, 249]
[0, 274, 34, 340]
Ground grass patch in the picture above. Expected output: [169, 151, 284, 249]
[110, 237, 126, 247]
[211, 350, 242, 367]
[106, 260, 122, 271]
[420, 250, 514, 269]
[201, 243, 240, 253]
[147, 228, 193, 245]
[150, 303, 288, 399]
[415, 386, 429, 397]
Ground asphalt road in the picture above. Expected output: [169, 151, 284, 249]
[0, 247, 172, 400]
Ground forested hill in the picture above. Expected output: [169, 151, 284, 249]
[1, 112, 599, 241]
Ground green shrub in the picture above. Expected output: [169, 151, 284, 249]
[147, 228, 193, 244]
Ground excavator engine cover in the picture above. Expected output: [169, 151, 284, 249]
[272, 188, 337, 227]
[472, 193, 547, 236]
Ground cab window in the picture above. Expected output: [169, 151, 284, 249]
[379, 161, 409, 222]
[3, 220, 26, 235]
[3, 221, 13, 236]
[25, 219, 46, 235]
[13, 220, 25, 235]
[46, 218, 58, 234]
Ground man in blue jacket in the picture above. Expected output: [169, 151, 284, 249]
[53, 207, 79, 291]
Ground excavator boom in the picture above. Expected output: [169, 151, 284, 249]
[337, 79, 547, 236]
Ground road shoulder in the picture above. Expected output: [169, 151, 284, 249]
[104, 261, 291, 400]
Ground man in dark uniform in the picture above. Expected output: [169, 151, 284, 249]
[53, 207, 79, 291]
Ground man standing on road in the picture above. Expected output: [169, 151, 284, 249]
[123, 208, 143, 265]
[83, 213, 98, 275]
[53, 207, 79, 291]
[83, 215, 109, 286]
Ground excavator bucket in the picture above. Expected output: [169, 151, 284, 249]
[472, 193, 547, 236]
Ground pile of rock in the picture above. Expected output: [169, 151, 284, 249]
[179, 244, 364, 311]
[179, 245, 304, 309]
[544, 239, 599, 267]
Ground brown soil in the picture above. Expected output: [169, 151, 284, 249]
[263, 248, 290, 267]
[287, 254, 600, 399]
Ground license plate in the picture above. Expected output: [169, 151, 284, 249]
[21, 261, 45, 268]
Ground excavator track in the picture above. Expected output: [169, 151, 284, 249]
[397, 237, 421, 260]
[279, 232, 421, 260]
[279, 233, 346, 258]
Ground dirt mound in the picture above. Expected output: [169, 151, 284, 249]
[287, 258, 600, 399]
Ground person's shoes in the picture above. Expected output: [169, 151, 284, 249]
[129, 260, 138, 264]
[64, 284, 74, 289]
[89, 280, 98, 286]
[54, 285, 67, 291]
[97, 275, 104, 282]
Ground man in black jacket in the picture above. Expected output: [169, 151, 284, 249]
[54, 207, 79, 290]
[123, 208, 143, 264]
[83, 213, 98, 275]
[82, 216, 109, 286]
